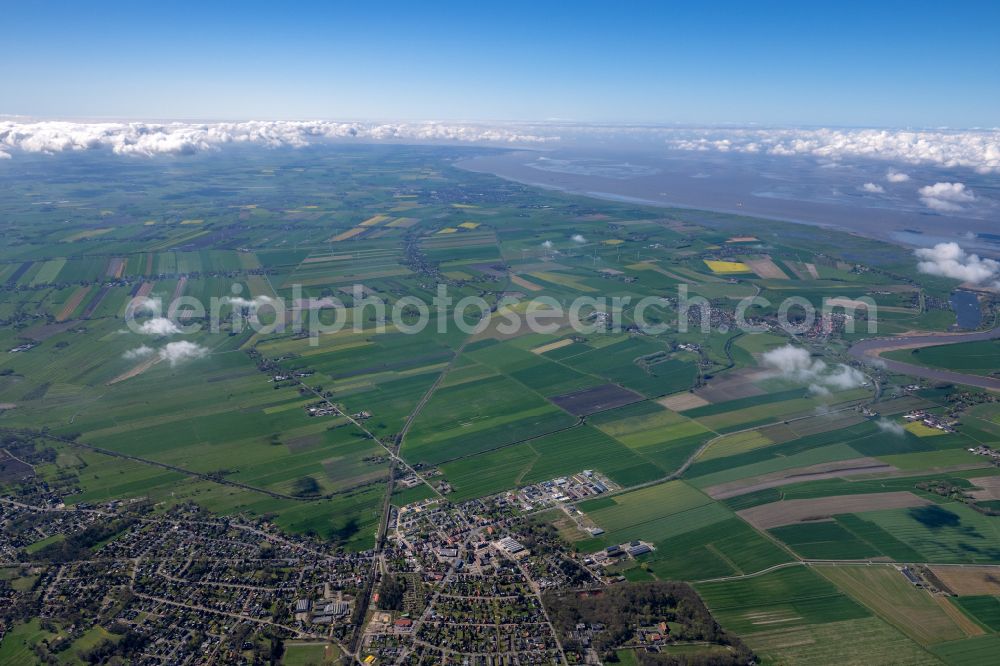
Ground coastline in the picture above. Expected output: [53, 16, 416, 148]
[455, 150, 997, 255]
[458, 152, 849, 237]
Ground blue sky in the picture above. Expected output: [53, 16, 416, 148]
[3, 1, 998, 127]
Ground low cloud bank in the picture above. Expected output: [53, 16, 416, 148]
[761, 345, 866, 393]
[2, 122, 999, 174]
[915, 242, 1000, 286]
[0, 120, 553, 159]
[665, 127, 1000, 174]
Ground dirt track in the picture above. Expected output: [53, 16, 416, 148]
[704, 457, 896, 499]
[738, 491, 930, 529]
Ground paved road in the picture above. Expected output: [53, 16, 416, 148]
[848, 326, 1000, 391]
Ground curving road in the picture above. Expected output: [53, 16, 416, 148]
[848, 326, 1000, 391]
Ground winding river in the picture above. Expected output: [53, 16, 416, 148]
[848, 326, 1000, 391]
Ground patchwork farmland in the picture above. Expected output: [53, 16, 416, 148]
[2, 144, 999, 665]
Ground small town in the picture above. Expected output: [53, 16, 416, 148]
[1, 468, 717, 665]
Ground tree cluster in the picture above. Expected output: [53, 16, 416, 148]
[33, 518, 137, 563]
[376, 575, 406, 611]
[543, 581, 754, 666]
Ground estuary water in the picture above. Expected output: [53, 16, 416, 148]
[950, 290, 983, 330]
[458, 148, 1000, 256]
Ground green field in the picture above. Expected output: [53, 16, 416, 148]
[886, 340, 1000, 377]
[858, 503, 1000, 564]
[745, 617, 941, 666]
[769, 521, 881, 560]
[695, 566, 870, 635]
[952, 596, 1000, 631]
[440, 424, 666, 501]
[931, 634, 1000, 666]
[281, 641, 341, 665]
[628, 517, 792, 580]
[817, 564, 970, 646]
[0, 619, 110, 665]
[574, 481, 792, 579]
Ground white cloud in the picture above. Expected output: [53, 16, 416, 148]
[761, 345, 825, 380]
[876, 419, 905, 436]
[665, 128, 1000, 174]
[915, 242, 1000, 285]
[823, 364, 867, 390]
[541, 240, 553, 248]
[921, 199, 962, 212]
[761, 345, 866, 392]
[129, 296, 162, 316]
[137, 317, 181, 336]
[223, 295, 275, 309]
[0, 120, 554, 158]
[122, 345, 154, 360]
[861, 182, 885, 193]
[122, 341, 207, 366]
[158, 341, 208, 367]
[863, 357, 887, 370]
[886, 169, 910, 183]
[918, 182, 976, 212]
[571, 234, 587, 243]
[4, 122, 1000, 174]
